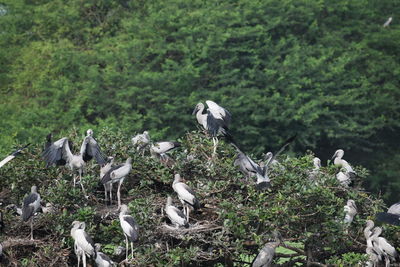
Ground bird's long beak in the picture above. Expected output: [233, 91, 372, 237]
[192, 106, 199, 115]
[331, 151, 338, 160]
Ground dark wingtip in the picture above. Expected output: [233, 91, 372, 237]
[376, 212, 400, 226]
[11, 143, 31, 156]
[173, 142, 181, 148]
[255, 181, 271, 191]
[348, 172, 357, 179]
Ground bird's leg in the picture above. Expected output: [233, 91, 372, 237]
[212, 137, 218, 157]
[104, 185, 108, 203]
[82, 252, 87, 267]
[30, 218, 34, 240]
[125, 235, 129, 261]
[186, 207, 190, 222]
[73, 174, 77, 187]
[79, 171, 88, 199]
[110, 183, 113, 205]
[130, 241, 134, 260]
[117, 180, 123, 208]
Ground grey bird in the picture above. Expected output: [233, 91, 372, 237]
[343, 200, 357, 224]
[376, 202, 400, 226]
[95, 243, 115, 267]
[172, 174, 200, 222]
[119, 204, 139, 262]
[252, 231, 283, 267]
[132, 131, 151, 155]
[165, 196, 189, 228]
[71, 221, 95, 267]
[101, 157, 132, 208]
[21, 185, 41, 240]
[0, 144, 30, 168]
[193, 100, 232, 156]
[150, 141, 181, 165]
[99, 156, 115, 203]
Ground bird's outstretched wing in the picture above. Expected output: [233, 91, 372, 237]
[0, 144, 31, 168]
[80, 136, 107, 164]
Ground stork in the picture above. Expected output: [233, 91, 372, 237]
[192, 100, 232, 156]
[95, 243, 115, 267]
[366, 246, 380, 267]
[343, 199, 357, 224]
[119, 204, 139, 261]
[150, 141, 180, 166]
[101, 158, 132, 208]
[332, 149, 356, 178]
[0, 144, 30, 168]
[100, 156, 115, 203]
[233, 152, 260, 180]
[383, 17, 393, 27]
[309, 157, 321, 181]
[132, 131, 151, 155]
[42, 130, 107, 194]
[165, 196, 189, 228]
[71, 221, 95, 267]
[172, 174, 200, 222]
[21, 185, 41, 240]
[252, 231, 282, 267]
[372, 227, 399, 265]
[376, 202, 400, 226]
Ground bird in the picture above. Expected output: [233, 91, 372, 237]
[21, 185, 41, 240]
[172, 174, 200, 222]
[71, 221, 95, 267]
[192, 100, 232, 155]
[150, 141, 181, 166]
[364, 220, 375, 241]
[101, 157, 132, 208]
[0, 144, 30, 168]
[99, 156, 115, 203]
[309, 157, 321, 181]
[343, 199, 357, 224]
[42, 130, 107, 194]
[252, 231, 282, 267]
[41, 203, 55, 214]
[366, 246, 380, 267]
[132, 131, 151, 155]
[263, 135, 297, 168]
[376, 201, 400, 226]
[165, 196, 189, 228]
[95, 243, 115, 267]
[332, 149, 356, 178]
[119, 204, 139, 261]
[372, 227, 399, 264]
[234, 151, 260, 180]
[336, 171, 351, 187]
[383, 17, 393, 27]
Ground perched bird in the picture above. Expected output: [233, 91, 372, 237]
[165, 196, 189, 228]
[376, 202, 400, 226]
[42, 130, 107, 195]
[192, 100, 232, 155]
[119, 204, 139, 262]
[309, 157, 321, 181]
[21, 186, 41, 240]
[71, 221, 95, 267]
[234, 152, 260, 180]
[172, 174, 200, 222]
[383, 17, 393, 27]
[252, 231, 282, 267]
[95, 243, 115, 267]
[0, 144, 30, 168]
[336, 171, 351, 187]
[101, 158, 132, 208]
[99, 156, 115, 203]
[332, 149, 356, 178]
[343, 199, 357, 224]
[364, 220, 375, 241]
[366, 246, 380, 267]
[132, 131, 151, 155]
[150, 141, 180, 166]
[372, 227, 399, 264]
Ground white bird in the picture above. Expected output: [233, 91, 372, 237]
[336, 171, 351, 187]
[131, 131, 151, 155]
[383, 17, 393, 27]
[95, 243, 115, 267]
[150, 141, 181, 166]
[119, 204, 139, 262]
[0, 144, 30, 168]
[343, 199, 357, 224]
[252, 232, 282, 267]
[192, 100, 232, 155]
[366, 246, 380, 267]
[21, 185, 41, 240]
[165, 196, 189, 228]
[42, 130, 107, 194]
[373, 227, 399, 264]
[364, 220, 375, 242]
[172, 174, 200, 222]
[100, 156, 115, 203]
[376, 202, 400, 226]
[71, 221, 95, 267]
[101, 158, 132, 208]
[332, 149, 356, 178]
[309, 157, 321, 181]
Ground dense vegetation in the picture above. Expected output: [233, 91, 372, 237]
[0, 129, 398, 266]
[0, 0, 399, 209]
